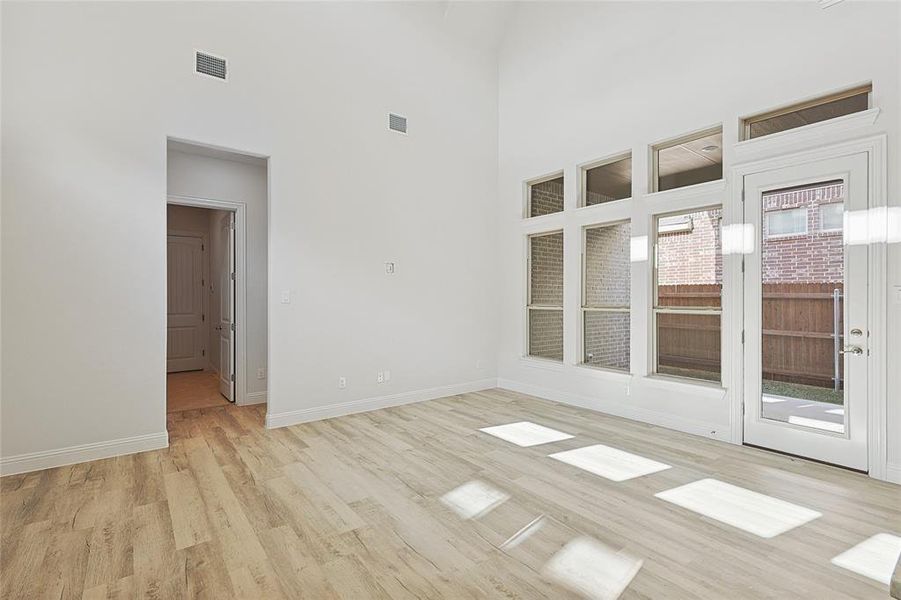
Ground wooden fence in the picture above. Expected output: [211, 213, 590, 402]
[657, 283, 842, 388]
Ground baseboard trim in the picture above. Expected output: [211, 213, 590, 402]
[885, 463, 901, 485]
[0, 431, 169, 476]
[496, 378, 730, 442]
[265, 378, 497, 429]
[244, 391, 268, 406]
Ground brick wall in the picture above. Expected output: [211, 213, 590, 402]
[657, 208, 723, 288]
[530, 177, 564, 217]
[762, 182, 843, 284]
[529, 231, 563, 359]
[583, 222, 630, 369]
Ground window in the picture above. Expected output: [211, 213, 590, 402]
[581, 154, 631, 206]
[528, 231, 563, 360]
[820, 203, 843, 232]
[742, 85, 871, 140]
[527, 174, 564, 218]
[652, 127, 722, 192]
[582, 222, 630, 370]
[653, 207, 722, 382]
[765, 207, 808, 238]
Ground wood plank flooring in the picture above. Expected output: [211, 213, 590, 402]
[167, 370, 230, 413]
[1, 388, 899, 599]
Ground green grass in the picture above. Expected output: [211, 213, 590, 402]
[762, 380, 843, 405]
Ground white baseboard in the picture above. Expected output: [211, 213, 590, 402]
[265, 378, 497, 429]
[496, 378, 731, 442]
[0, 431, 169, 476]
[243, 391, 268, 406]
[885, 463, 901, 485]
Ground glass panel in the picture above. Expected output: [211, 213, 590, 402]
[530, 232, 563, 306]
[765, 207, 807, 237]
[656, 208, 722, 308]
[530, 176, 564, 217]
[584, 223, 630, 307]
[656, 312, 721, 382]
[584, 311, 630, 370]
[585, 155, 631, 205]
[529, 309, 563, 361]
[760, 180, 846, 433]
[656, 129, 722, 192]
[748, 90, 869, 139]
[820, 202, 843, 232]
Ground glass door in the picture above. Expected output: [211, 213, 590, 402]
[743, 153, 868, 470]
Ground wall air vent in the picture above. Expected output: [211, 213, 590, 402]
[388, 113, 407, 134]
[195, 50, 228, 81]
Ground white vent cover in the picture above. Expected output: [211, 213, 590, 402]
[389, 113, 407, 134]
[195, 50, 227, 81]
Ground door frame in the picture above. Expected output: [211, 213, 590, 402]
[167, 194, 250, 406]
[729, 134, 888, 481]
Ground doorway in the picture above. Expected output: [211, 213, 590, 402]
[742, 153, 869, 470]
[166, 204, 236, 412]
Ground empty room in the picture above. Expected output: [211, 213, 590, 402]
[1, 1, 899, 599]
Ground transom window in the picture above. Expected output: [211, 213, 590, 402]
[651, 127, 723, 192]
[581, 153, 632, 207]
[742, 85, 871, 140]
[527, 174, 564, 218]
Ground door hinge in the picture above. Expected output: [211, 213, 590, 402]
[741, 189, 745, 203]
[741, 402, 745, 416]
[230, 323, 236, 332]
[202, 314, 205, 322]
[741, 330, 745, 344]
[230, 272, 236, 281]
[202, 349, 205, 357]
[741, 258, 745, 274]
[201, 243, 205, 251]
[230, 373, 235, 382]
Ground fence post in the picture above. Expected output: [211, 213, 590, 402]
[833, 288, 841, 392]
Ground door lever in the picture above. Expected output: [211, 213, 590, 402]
[839, 346, 863, 356]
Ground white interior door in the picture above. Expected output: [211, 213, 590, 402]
[167, 235, 206, 372]
[218, 213, 236, 402]
[743, 153, 868, 470]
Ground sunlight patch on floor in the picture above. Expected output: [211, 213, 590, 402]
[655, 478, 821, 538]
[549, 444, 671, 482]
[479, 421, 574, 447]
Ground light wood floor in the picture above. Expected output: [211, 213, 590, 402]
[1, 389, 899, 599]
[167, 370, 230, 413]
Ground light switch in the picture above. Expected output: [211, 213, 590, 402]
[280, 290, 291, 304]
[385, 262, 396, 274]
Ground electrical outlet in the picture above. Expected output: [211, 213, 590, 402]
[338, 377, 347, 389]
[280, 290, 291, 304]
[377, 371, 384, 384]
[257, 368, 266, 380]
[385, 262, 396, 274]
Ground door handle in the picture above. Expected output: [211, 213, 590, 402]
[840, 346, 863, 356]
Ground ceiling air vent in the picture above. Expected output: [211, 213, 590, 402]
[388, 113, 407, 134]
[195, 50, 227, 81]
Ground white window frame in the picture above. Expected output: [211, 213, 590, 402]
[524, 171, 565, 219]
[581, 220, 631, 372]
[526, 230, 564, 361]
[578, 152, 632, 208]
[650, 125, 723, 193]
[764, 206, 808, 238]
[651, 205, 723, 383]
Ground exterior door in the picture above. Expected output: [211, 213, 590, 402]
[167, 235, 206, 372]
[218, 213, 236, 402]
[743, 153, 868, 470]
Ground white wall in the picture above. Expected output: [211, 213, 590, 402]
[0, 1, 499, 471]
[167, 149, 268, 396]
[496, 1, 900, 476]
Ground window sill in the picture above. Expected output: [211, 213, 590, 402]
[574, 364, 632, 381]
[643, 373, 725, 396]
[520, 356, 565, 372]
